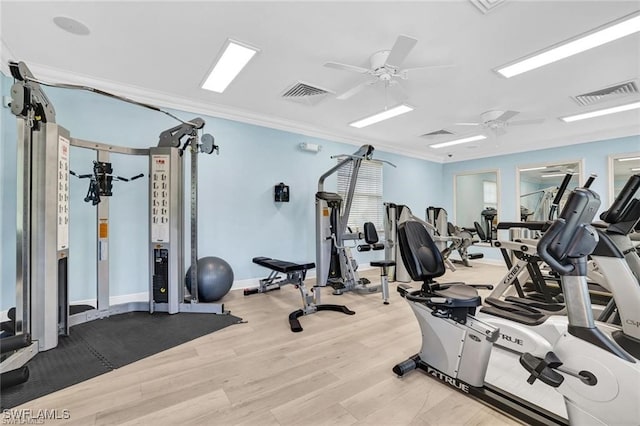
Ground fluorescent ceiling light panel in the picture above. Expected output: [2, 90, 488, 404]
[617, 156, 640, 162]
[542, 173, 574, 178]
[349, 104, 414, 128]
[496, 11, 640, 78]
[631, 167, 640, 171]
[430, 134, 487, 149]
[520, 166, 548, 172]
[561, 101, 640, 122]
[202, 39, 259, 93]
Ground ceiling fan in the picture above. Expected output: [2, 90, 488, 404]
[455, 110, 545, 136]
[324, 35, 449, 101]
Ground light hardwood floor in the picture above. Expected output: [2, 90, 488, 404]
[11, 262, 525, 425]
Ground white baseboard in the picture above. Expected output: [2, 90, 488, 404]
[1, 293, 149, 323]
[1, 267, 380, 321]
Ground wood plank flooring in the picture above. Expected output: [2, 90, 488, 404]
[10, 262, 526, 425]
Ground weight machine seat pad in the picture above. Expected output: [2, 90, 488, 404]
[288, 305, 355, 332]
[252, 256, 315, 273]
[370, 260, 396, 268]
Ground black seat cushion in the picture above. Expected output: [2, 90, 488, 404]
[363, 222, 379, 244]
[474, 221, 487, 241]
[434, 284, 480, 305]
[397, 220, 446, 281]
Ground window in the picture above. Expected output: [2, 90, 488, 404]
[483, 180, 497, 208]
[337, 160, 383, 230]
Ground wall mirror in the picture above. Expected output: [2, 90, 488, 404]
[517, 160, 582, 222]
[454, 170, 499, 242]
[609, 152, 640, 205]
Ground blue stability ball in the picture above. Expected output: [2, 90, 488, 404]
[185, 256, 234, 302]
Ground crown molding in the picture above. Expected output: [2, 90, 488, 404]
[0, 53, 445, 163]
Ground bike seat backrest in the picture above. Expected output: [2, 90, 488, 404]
[363, 222, 379, 244]
[474, 221, 486, 241]
[398, 220, 446, 281]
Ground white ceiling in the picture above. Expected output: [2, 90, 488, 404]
[1, 1, 639, 162]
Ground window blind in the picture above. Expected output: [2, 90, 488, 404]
[337, 160, 383, 230]
[483, 180, 497, 207]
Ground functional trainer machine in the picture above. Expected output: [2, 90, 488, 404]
[247, 257, 355, 332]
[0, 61, 227, 388]
[426, 206, 484, 267]
[315, 145, 395, 299]
[393, 185, 640, 425]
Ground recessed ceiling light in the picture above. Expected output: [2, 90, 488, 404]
[495, 11, 640, 78]
[430, 134, 486, 149]
[631, 167, 640, 171]
[53, 16, 90, 36]
[201, 39, 260, 93]
[560, 100, 640, 122]
[619, 156, 640, 162]
[349, 104, 414, 128]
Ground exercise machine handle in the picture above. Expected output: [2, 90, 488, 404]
[537, 220, 574, 275]
[549, 173, 573, 220]
[583, 173, 597, 189]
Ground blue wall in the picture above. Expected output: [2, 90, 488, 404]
[2, 69, 638, 310]
[442, 135, 640, 260]
[0, 72, 441, 309]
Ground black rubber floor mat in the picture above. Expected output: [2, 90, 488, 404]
[1, 312, 242, 409]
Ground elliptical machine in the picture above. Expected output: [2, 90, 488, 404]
[393, 186, 640, 425]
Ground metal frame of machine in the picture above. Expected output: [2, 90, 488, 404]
[0, 61, 226, 388]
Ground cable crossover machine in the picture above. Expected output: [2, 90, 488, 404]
[0, 61, 230, 390]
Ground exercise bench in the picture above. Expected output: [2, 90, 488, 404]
[247, 257, 355, 332]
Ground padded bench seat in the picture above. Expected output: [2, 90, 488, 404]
[252, 257, 314, 273]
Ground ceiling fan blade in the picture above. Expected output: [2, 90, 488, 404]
[509, 118, 545, 126]
[324, 61, 370, 74]
[399, 64, 455, 79]
[336, 79, 378, 100]
[454, 122, 481, 126]
[385, 35, 418, 68]
[496, 110, 520, 122]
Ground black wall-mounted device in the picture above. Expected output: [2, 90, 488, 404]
[274, 182, 290, 202]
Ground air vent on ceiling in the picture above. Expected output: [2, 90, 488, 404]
[281, 81, 333, 106]
[468, 0, 507, 14]
[420, 129, 454, 138]
[572, 80, 639, 106]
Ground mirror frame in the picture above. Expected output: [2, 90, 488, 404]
[608, 151, 640, 206]
[453, 168, 500, 230]
[515, 158, 584, 219]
